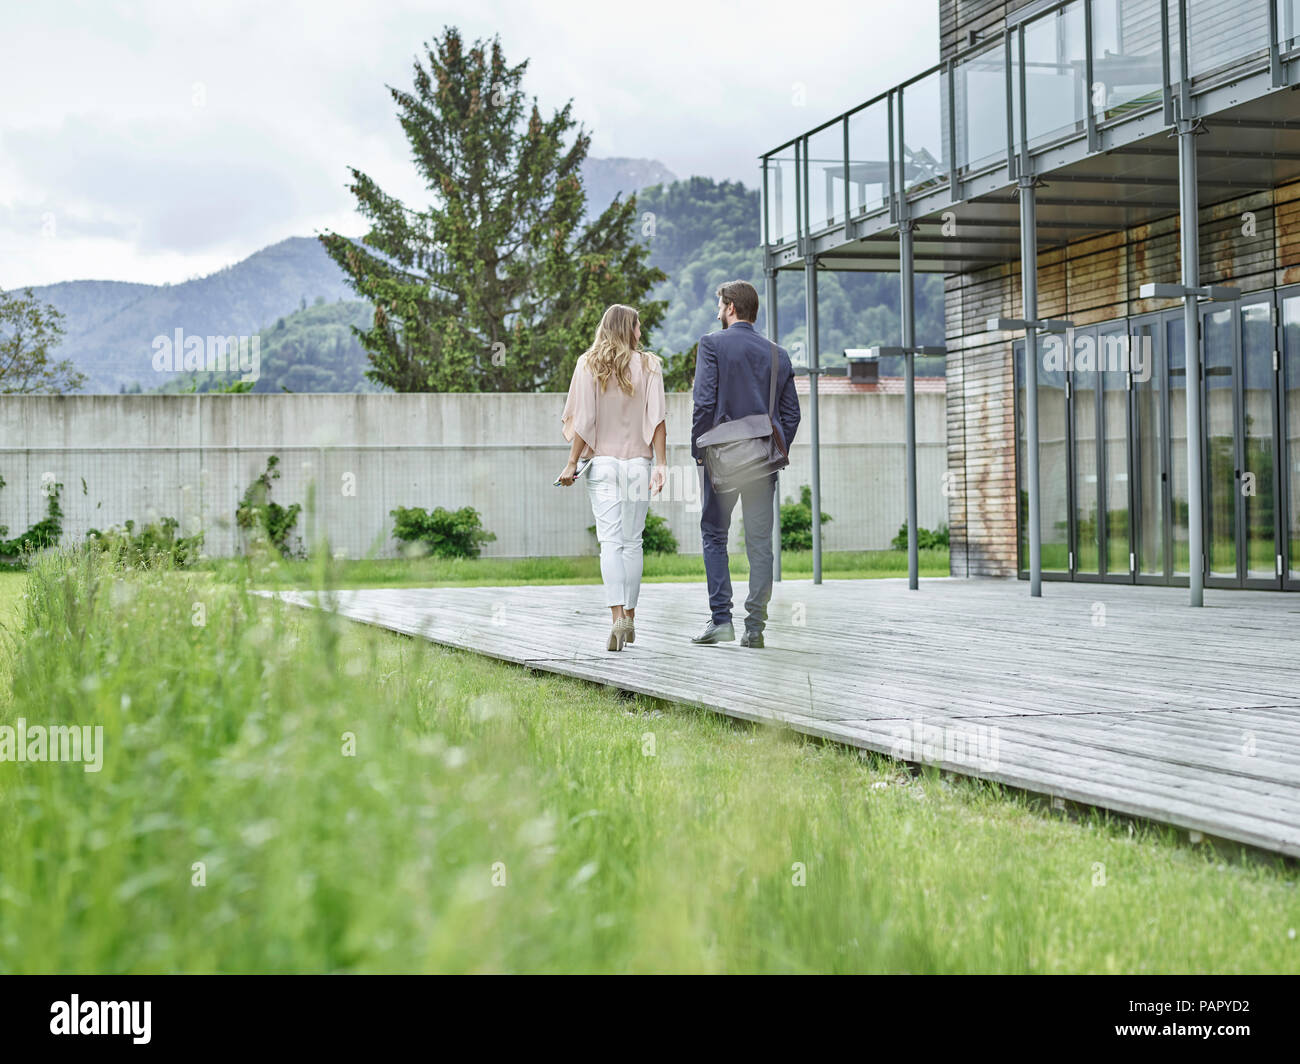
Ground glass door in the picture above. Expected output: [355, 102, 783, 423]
[1072, 326, 1102, 579]
[1279, 288, 1300, 589]
[1131, 313, 1169, 583]
[1014, 300, 1295, 591]
[1040, 337, 1072, 575]
[1166, 315, 1191, 579]
[1013, 335, 1072, 577]
[1201, 304, 1238, 585]
[1100, 323, 1133, 581]
[1239, 298, 1282, 588]
[1199, 298, 1283, 589]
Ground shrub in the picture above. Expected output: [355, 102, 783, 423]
[85, 516, 204, 568]
[236, 455, 302, 558]
[779, 484, 831, 552]
[391, 505, 496, 559]
[0, 474, 64, 561]
[586, 511, 678, 554]
[890, 521, 950, 551]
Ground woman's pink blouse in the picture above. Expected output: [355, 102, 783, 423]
[561, 352, 666, 460]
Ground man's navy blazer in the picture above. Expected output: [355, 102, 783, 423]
[690, 320, 801, 465]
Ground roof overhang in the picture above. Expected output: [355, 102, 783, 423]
[769, 67, 1300, 276]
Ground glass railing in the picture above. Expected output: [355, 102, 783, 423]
[806, 122, 846, 232]
[1187, 0, 1270, 78]
[763, 0, 1288, 249]
[954, 42, 1007, 172]
[847, 97, 891, 219]
[899, 68, 949, 197]
[1282, 0, 1300, 51]
[764, 146, 800, 246]
[1091, 0, 1168, 123]
[1018, 0, 1088, 151]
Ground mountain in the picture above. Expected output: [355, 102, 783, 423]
[16, 164, 944, 395]
[24, 237, 357, 392]
[151, 298, 380, 395]
[579, 157, 677, 218]
[635, 177, 946, 373]
[17, 160, 673, 393]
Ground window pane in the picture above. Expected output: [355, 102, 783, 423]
[1074, 330, 1101, 574]
[1167, 316, 1190, 575]
[1132, 321, 1166, 576]
[1204, 306, 1237, 578]
[1041, 340, 1072, 572]
[1241, 301, 1277, 579]
[1015, 341, 1027, 571]
[1101, 327, 1131, 576]
[1284, 293, 1300, 579]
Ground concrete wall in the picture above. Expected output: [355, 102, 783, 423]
[0, 392, 946, 558]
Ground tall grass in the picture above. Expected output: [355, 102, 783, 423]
[206, 547, 951, 590]
[0, 550, 1295, 973]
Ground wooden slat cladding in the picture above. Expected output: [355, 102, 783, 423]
[940, 0, 1044, 61]
[945, 176, 1300, 578]
[940, 1, 1267, 78]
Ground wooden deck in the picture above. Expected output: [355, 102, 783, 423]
[270, 577, 1300, 858]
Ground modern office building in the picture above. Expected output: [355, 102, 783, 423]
[763, 0, 1300, 599]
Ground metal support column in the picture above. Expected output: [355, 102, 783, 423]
[1018, 174, 1043, 597]
[804, 256, 823, 584]
[1178, 108, 1205, 607]
[899, 216, 919, 590]
[766, 266, 782, 582]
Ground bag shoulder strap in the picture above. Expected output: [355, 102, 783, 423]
[767, 340, 779, 420]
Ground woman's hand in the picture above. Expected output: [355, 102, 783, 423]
[557, 460, 578, 486]
[650, 463, 667, 497]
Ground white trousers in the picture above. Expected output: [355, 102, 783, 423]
[585, 455, 652, 608]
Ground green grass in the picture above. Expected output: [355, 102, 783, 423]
[203, 547, 951, 590]
[0, 572, 26, 709]
[0, 550, 1295, 973]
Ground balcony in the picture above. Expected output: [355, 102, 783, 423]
[762, 0, 1300, 275]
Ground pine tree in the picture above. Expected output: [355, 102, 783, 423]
[320, 28, 666, 393]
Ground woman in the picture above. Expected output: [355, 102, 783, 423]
[557, 304, 667, 651]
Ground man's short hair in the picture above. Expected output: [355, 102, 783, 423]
[716, 280, 759, 323]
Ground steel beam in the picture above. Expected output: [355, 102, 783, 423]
[1018, 178, 1044, 598]
[1178, 112, 1205, 606]
[899, 217, 919, 590]
[804, 257, 823, 584]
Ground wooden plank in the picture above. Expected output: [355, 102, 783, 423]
[266, 576, 1300, 858]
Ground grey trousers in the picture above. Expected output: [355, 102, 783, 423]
[699, 466, 777, 630]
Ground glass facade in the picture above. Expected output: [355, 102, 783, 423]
[1283, 291, 1300, 582]
[1015, 287, 1300, 589]
[762, 0, 1287, 251]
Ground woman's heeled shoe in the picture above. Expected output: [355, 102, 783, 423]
[607, 622, 626, 652]
[619, 617, 635, 645]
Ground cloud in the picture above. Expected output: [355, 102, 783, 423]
[0, 0, 937, 286]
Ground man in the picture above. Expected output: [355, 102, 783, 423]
[690, 280, 801, 648]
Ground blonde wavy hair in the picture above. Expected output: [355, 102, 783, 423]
[582, 304, 658, 395]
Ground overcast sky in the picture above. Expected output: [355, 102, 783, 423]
[1, 0, 937, 288]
